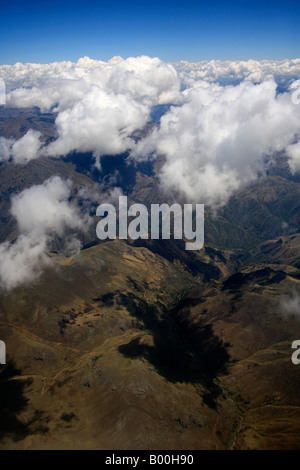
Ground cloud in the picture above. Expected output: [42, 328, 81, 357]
[44, 86, 149, 158]
[0, 235, 48, 291]
[1, 56, 180, 112]
[0, 130, 43, 164]
[131, 79, 300, 206]
[2, 58, 299, 105]
[0, 56, 181, 162]
[172, 58, 300, 87]
[0, 56, 300, 206]
[286, 140, 300, 173]
[0, 176, 89, 290]
[280, 290, 300, 319]
[11, 176, 85, 234]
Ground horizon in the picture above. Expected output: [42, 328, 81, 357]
[1, 56, 300, 67]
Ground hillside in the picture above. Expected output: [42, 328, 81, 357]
[0, 108, 299, 450]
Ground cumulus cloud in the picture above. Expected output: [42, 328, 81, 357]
[131, 79, 300, 206]
[0, 129, 43, 164]
[0, 176, 89, 290]
[1, 56, 180, 112]
[286, 140, 300, 173]
[0, 235, 48, 291]
[44, 86, 149, 158]
[0, 56, 300, 205]
[172, 58, 300, 87]
[280, 290, 300, 319]
[0, 56, 181, 162]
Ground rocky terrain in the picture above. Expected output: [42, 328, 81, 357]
[0, 107, 300, 449]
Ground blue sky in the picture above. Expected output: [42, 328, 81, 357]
[0, 0, 299, 64]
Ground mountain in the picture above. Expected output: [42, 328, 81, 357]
[0, 108, 300, 449]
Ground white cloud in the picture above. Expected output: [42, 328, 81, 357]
[11, 176, 85, 234]
[0, 56, 181, 161]
[0, 130, 43, 164]
[172, 58, 300, 87]
[1, 56, 180, 112]
[0, 56, 300, 206]
[0, 235, 48, 290]
[0, 136, 13, 161]
[131, 79, 300, 206]
[286, 141, 300, 173]
[44, 86, 149, 158]
[280, 290, 300, 319]
[0, 176, 89, 290]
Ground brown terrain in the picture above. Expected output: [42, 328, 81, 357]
[0, 108, 299, 449]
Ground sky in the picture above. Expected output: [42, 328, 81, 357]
[0, 0, 299, 65]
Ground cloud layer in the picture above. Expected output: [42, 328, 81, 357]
[1, 56, 181, 163]
[0, 129, 43, 164]
[132, 78, 300, 206]
[0, 176, 89, 289]
[1, 56, 180, 112]
[1, 57, 299, 189]
[1, 58, 299, 188]
[172, 58, 300, 87]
